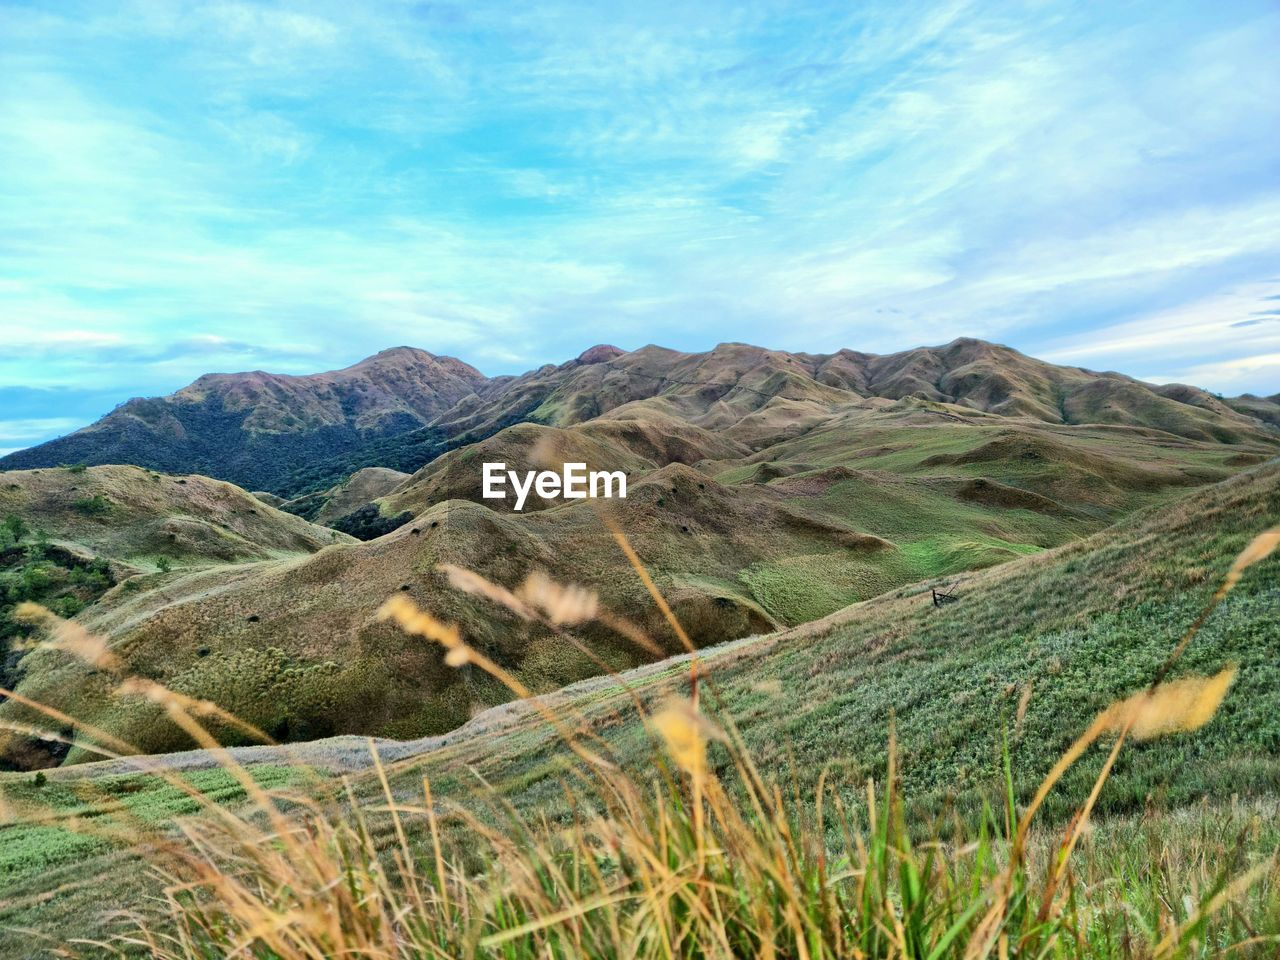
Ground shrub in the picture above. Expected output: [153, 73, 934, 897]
[49, 595, 85, 619]
[2, 514, 27, 546]
[71, 495, 112, 517]
[330, 504, 413, 541]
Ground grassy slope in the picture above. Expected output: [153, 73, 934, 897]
[366, 459, 1280, 833]
[0, 462, 1275, 950]
[0, 465, 355, 768]
[279, 466, 411, 525]
[0, 465, 348, 567]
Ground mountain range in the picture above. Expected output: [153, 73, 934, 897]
[0, 338, 1276, 768]
[5, 339, 1276, 498]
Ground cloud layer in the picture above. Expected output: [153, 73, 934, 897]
[2, 0, 1277, 449]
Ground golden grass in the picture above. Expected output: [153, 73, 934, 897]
[4, 526, 1279, 958]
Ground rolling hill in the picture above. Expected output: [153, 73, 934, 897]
[279, 466, 411, 526]
[0, 464, 349, 767]
[374, 458, 1280, 832]
[0, 465, 346, 567]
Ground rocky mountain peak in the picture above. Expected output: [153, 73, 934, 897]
[574, 344, 626, 364]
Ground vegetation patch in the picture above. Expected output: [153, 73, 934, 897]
[1, 516, 113, 693]
[330, 503, 414, 540]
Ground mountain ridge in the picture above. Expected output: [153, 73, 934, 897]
[2, 338, 1275, 498]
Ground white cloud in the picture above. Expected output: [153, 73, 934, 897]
[1040, 280, 1280, 365]
[0, 329, 130, 349]
[0, 418, 84, 440]
[1143, 354, 1280, 395]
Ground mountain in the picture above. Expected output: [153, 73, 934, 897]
[335, 459, 1280, 821]
[0, 348, 488, 495]
[1227, 392, 1280, 430]
[3, 340, 1275, 500]
[403, 338, 1275, 445]
[367, 458, 1280, 828]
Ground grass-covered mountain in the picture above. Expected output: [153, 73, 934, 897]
[278, 466, 411, 526]
[3, 339, 1274, 498]
[355, 457, 1280, 828]
[1227, 392, 1280, 429]
[0, 464, 349, 767]
[0, 465, 345, 567]
[0, 348, 489, 495]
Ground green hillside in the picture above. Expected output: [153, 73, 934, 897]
[0, 465, 353, 768]
[0, 465, 347, 568]
[370, 459, 1280, 826]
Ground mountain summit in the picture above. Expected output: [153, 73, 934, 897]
[1, 348, 488, 493]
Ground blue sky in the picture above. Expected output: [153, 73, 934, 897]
[1, 0, 1278, 455]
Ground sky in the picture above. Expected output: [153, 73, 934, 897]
[1, 0, 1278, 455]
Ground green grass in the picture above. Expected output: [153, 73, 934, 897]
[739, 552, 903, 622]
[0, 766, 300, 884]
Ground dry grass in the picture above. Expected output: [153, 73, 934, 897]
[3, 525, 1278, 958]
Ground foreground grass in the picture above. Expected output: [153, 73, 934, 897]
[117, 727, 1279, 960]
[3, 782, 1279, 957]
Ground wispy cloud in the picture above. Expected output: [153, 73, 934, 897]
[1040, 279, 1280, 388]
[0, 416, 85, 456]
[1, 0, 1277, 442]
